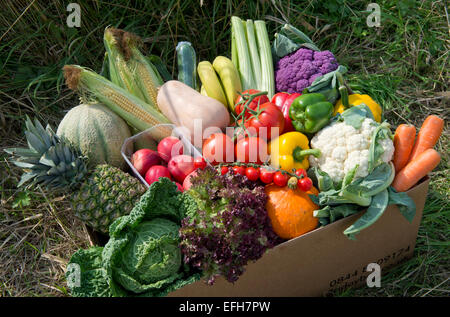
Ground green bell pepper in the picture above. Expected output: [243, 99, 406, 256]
[289, 93, 334, 133]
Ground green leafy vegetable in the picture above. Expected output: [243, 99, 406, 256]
[344, 189, 389, 240]
[66, 178, 202, 297]
[311, 162, 415, 239]
[179, 166, 280, 285]
[313, 204, 361, 226]
[340, 104, 375, 129]
[304, 65, 348, 104]
[387, 187, 417, 222]
[368, 122, 393, 173]
[66, 247, 112, 297]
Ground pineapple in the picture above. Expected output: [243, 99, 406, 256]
[5, 117, 146, 234]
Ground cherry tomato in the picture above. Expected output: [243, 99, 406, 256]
[232, 165, 246, 176]
[202, 133, 234, 165]
[298, 177, 313, 191]
[234, 89, 270, 118]
[242, 102, 285, 140]
[273, 171, 289, 187]
[295, 168, 307, 178]
[245, 167, 260, 181]
[193, 156, 207, 170]
[221, 166, 229, 175]
[235, 137, 269, 164]
[259, 167, 275, 184]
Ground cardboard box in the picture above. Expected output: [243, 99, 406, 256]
[116, 125, 430, 297]
[169, 178, 430, 297]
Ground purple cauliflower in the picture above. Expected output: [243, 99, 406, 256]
[275, 48, 339, 94]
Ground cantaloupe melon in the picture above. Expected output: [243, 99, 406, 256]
[56, 103, 132, 169]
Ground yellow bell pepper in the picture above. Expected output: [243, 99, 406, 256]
[269, 131, 321, 172]
[334, 86, 382, 122]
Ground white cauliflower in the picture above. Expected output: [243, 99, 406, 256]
[309, 118, 395, 182]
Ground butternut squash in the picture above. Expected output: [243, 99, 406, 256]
[157, 80, 230, 144]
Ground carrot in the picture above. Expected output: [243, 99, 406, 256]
[393, 124, 416, 173]
[392, 148, 441, 192]
[408, 115, 444, 162]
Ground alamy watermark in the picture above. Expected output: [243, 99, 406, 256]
[366, 3, 381, 27]
[66, 3, 81, 28]
[366, 263, 381, 287]
[66, 263, 81, 288]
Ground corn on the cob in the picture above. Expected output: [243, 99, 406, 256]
[63, 65, 171, 136]
[126, 42, 163, 109]
[103, 28, 147, 104]
[104, 27, 163, 112]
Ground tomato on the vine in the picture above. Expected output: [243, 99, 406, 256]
[259, 167, 275, 184]
[232, 165, 246, 176]
[234, 89, 270, 118]
[298, 177, 313, 191]
[235, 102, 285, 141]
[221, 166, 229, 175]
[202, 133, 234, 165]
[295, 168, 307, 178]
[235, 137, 269, 164]
[245, 167, 260, 181]
[273, 171, 289, 187]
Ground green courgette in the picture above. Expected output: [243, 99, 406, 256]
[176, 41, 198, 90]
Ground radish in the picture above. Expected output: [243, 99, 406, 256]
[183, 170, 198, 191]
[145, 165, 172, 185]
[132, 149, 161, 176]
[168, 155, 195, 183]
[157, 136, 183, 162]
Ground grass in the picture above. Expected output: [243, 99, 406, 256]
[0, 0, 448, 297]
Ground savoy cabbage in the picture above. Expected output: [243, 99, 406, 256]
[66, 178, 201, 297]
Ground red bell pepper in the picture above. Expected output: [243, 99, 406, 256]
[271, 92, 302, 133]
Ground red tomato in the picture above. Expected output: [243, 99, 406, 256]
[298, 177, 313, 191]
[193, 156, 207, 170]
[202, 133, 234, 165]
[271, 92, 301, 133]
[221, 166, 229, 175]
[273, 171, 288, 187]
[294, 168, 308, 179]
[243, 102, 285, 140]
[245, 167, 260, 181]
[235, 137, 269, 164]
[157, 136, 183, 162]
[144, 165, 172, 185]
[259, 167, 275, 184]
[232, 165, 246, 176]
[234, 89, 270, 118]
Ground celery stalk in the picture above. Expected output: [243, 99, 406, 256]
[231, 16, 256, 90]
[254, 20, 275, 98]
[245, 20, 262, 90]
[231, 30, 238, 70]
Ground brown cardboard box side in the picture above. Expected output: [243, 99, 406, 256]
[169, 178, 430, 297]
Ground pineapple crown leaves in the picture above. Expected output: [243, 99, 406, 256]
[4, 116, 88, 191]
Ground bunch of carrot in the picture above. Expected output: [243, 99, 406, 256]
[391, 115, 444, 192]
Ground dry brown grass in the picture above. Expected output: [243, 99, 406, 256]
[0, 158, 93, 296]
